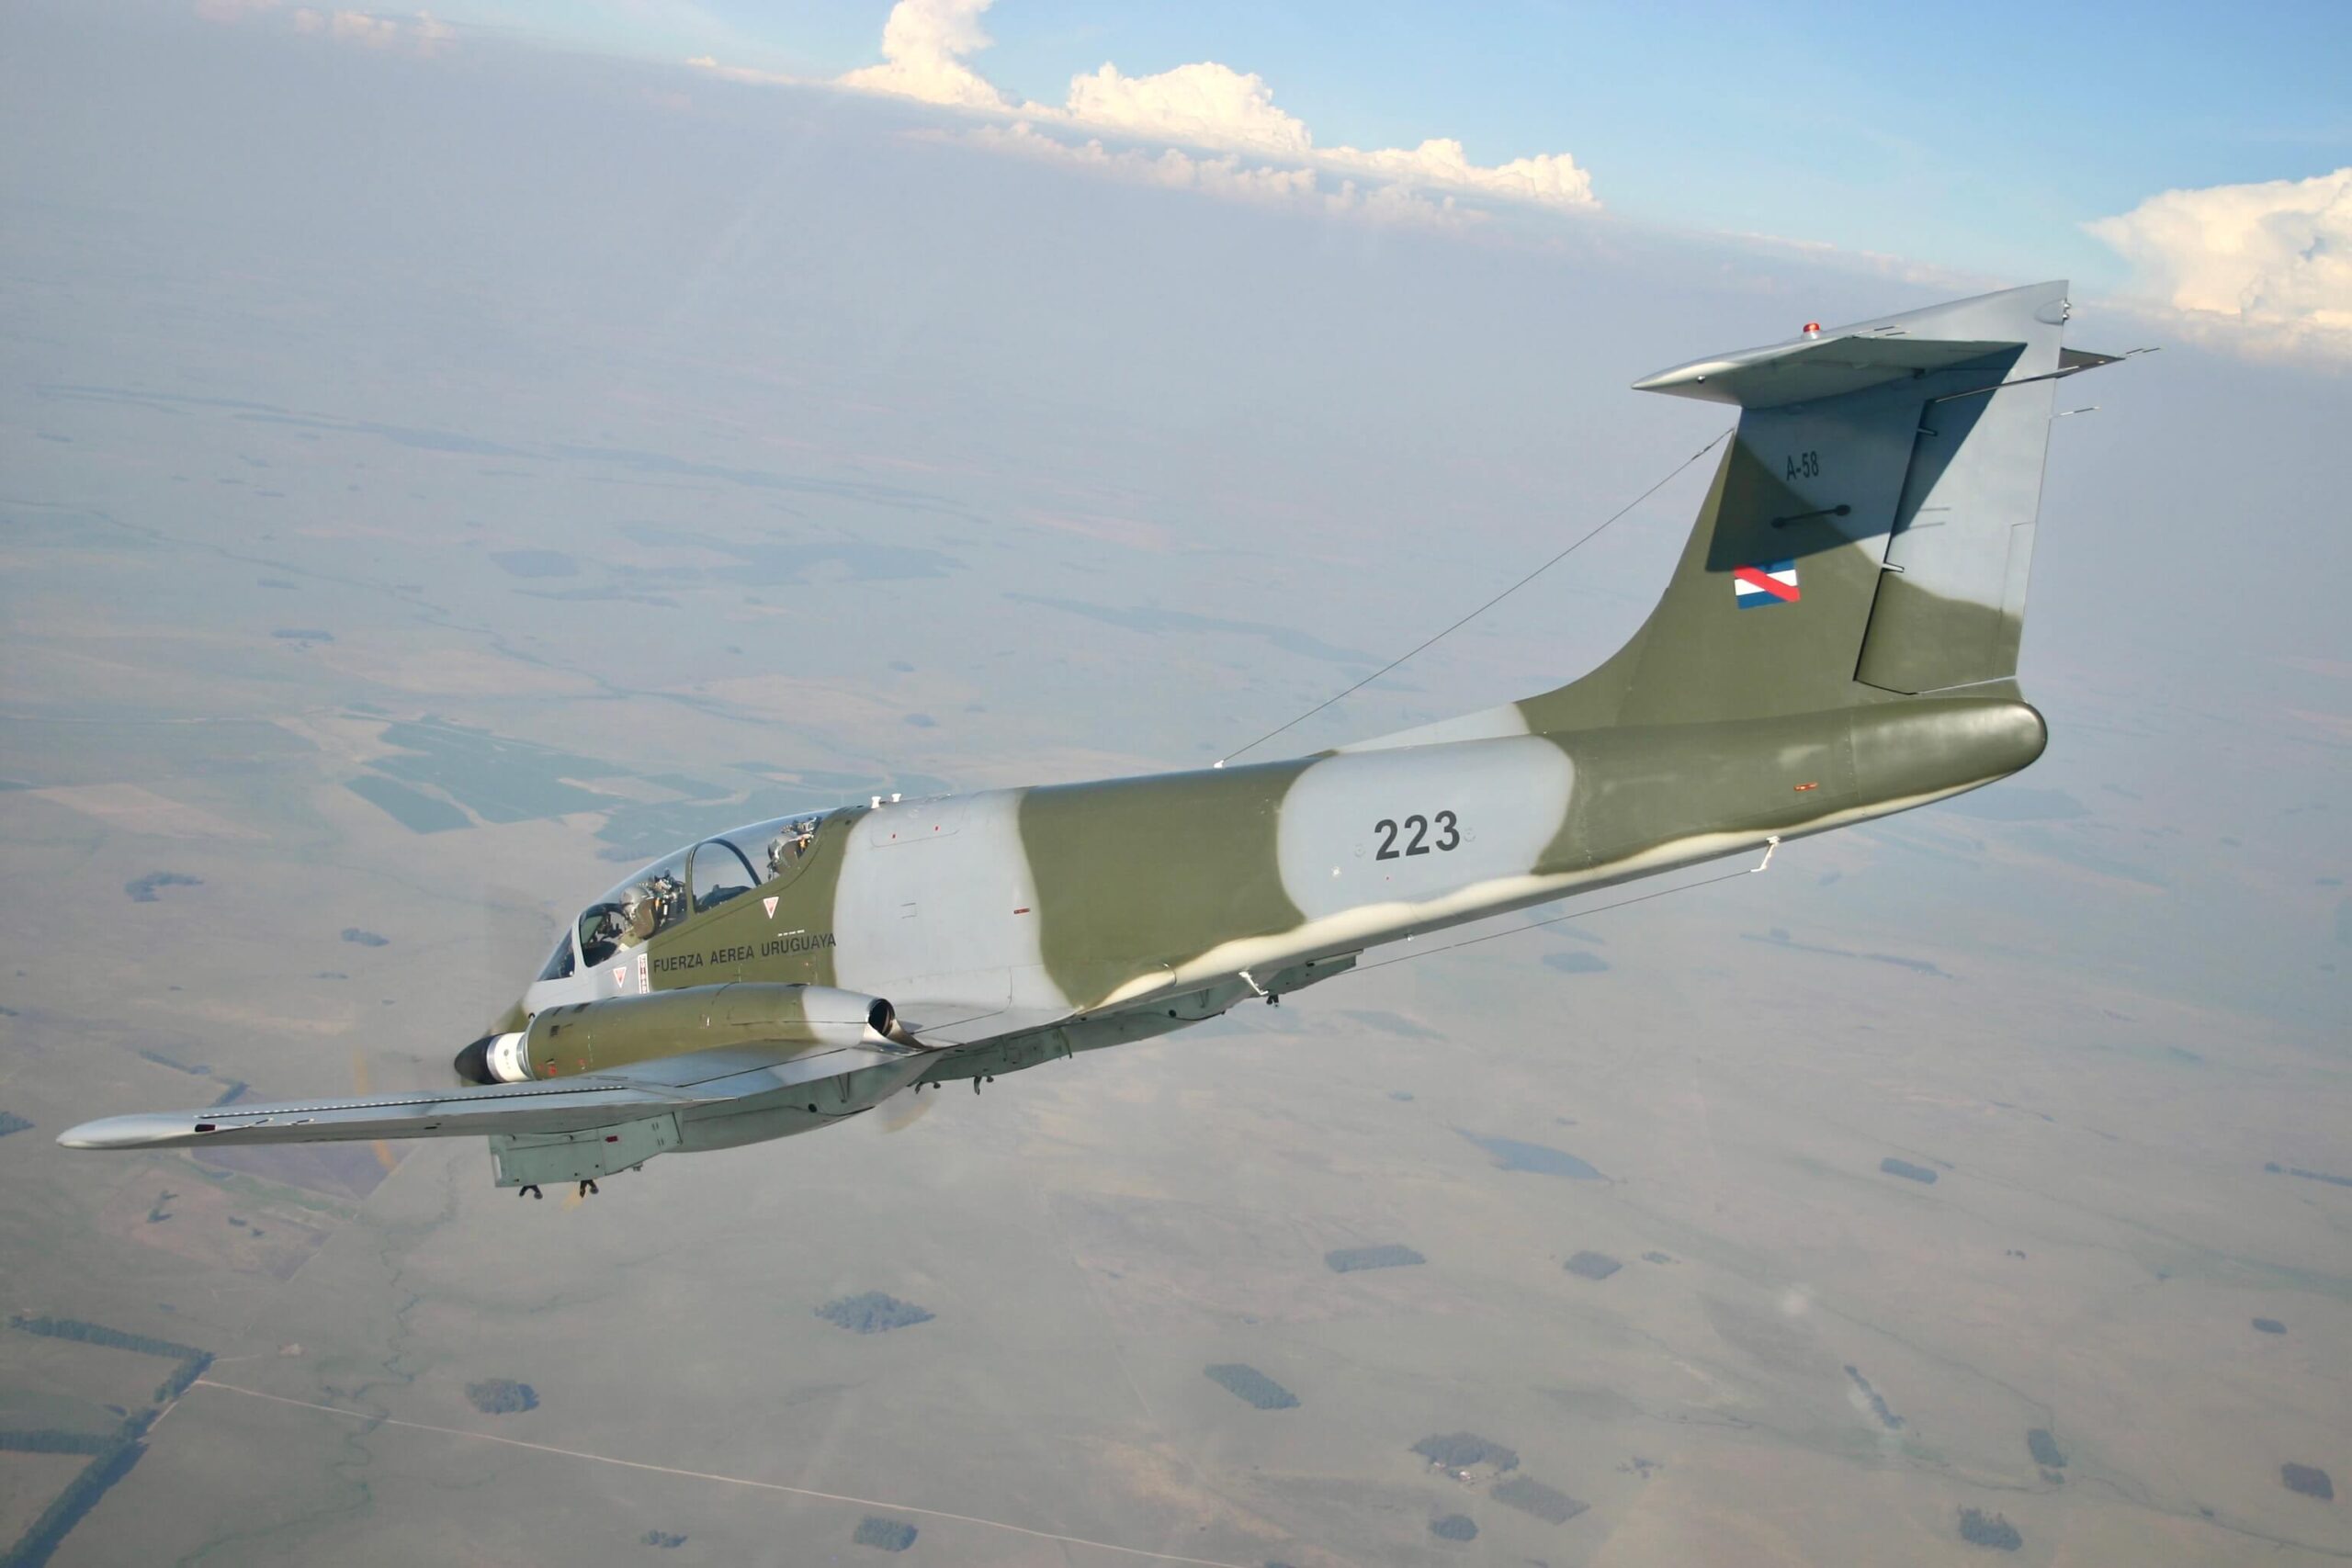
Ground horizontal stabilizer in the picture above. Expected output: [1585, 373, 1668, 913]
[1634, 332, 2020, 409]
[1634, 283, 2075, 410]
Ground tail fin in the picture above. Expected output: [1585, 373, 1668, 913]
[1520, 280, 2077, 733]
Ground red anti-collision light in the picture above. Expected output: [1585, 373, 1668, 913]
[1802, 321, 1822, 337]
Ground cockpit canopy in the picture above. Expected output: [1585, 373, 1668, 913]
[539, 809, 834, 980]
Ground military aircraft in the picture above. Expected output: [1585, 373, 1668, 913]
[61, 281, 2115, 1198]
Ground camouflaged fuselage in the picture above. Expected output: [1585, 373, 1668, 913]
[533, 694, 2043, 1083]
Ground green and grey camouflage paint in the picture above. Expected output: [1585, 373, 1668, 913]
[58, 283, 2086, 1190]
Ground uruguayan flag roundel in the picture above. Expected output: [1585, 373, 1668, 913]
[1732, 558, 1800, 608]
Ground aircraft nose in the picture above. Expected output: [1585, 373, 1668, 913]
[452, 1035, 495, 1086]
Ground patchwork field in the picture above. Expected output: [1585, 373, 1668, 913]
[2, 17, 2346, 1567]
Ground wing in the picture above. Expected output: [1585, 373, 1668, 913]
[55, 1041, 918, 1152]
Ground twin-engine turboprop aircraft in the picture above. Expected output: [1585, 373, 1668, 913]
[62, 282, 2114, 1198]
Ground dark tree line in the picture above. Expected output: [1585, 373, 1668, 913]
[3, 1318, 214, 1568]
[9, 1315, 203, 1364]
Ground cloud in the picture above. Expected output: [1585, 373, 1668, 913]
[837, 0, 1009, 111]
[684, 54, 789, 86]
[211, 4, 453, 55]
[1046, 60, 1594, 212]
[693, 0, 1596, 226]
[1321, 140, 1593, 212]
[1058, 61, 1312, 158]
[959, 120, 1476, 229]
[2089, 167, 2351, 361]
[328, 10, 397, 46]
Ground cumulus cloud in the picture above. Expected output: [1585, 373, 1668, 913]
[1322, 139, 1594, 211]
[695, 0, 1596, 225]
[1044, 60, 1595, 211]
[1059, 62, 1312, 158]
[837, 0, 1009, 111]
[2089, 167, 2351, 361]
[961, 120, 1476, 229]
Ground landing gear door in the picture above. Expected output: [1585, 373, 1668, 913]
[491, 1113, 682, 1188]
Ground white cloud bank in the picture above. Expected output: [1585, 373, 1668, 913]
[695, 3, 2346, 362]
[697, 0, 1594, 226]
[2089, 167, 2351, 362]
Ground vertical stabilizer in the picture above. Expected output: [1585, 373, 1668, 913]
[1514, 281, 2072, 733]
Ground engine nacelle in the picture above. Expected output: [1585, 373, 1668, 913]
[456, 984, 903, 1084]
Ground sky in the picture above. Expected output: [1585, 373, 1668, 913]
[158, 0, 2352, 364]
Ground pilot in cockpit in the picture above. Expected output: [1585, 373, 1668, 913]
[619, 870, 684, 946]
[579, 904, 626, 967]
[765, 818, 820, 880]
